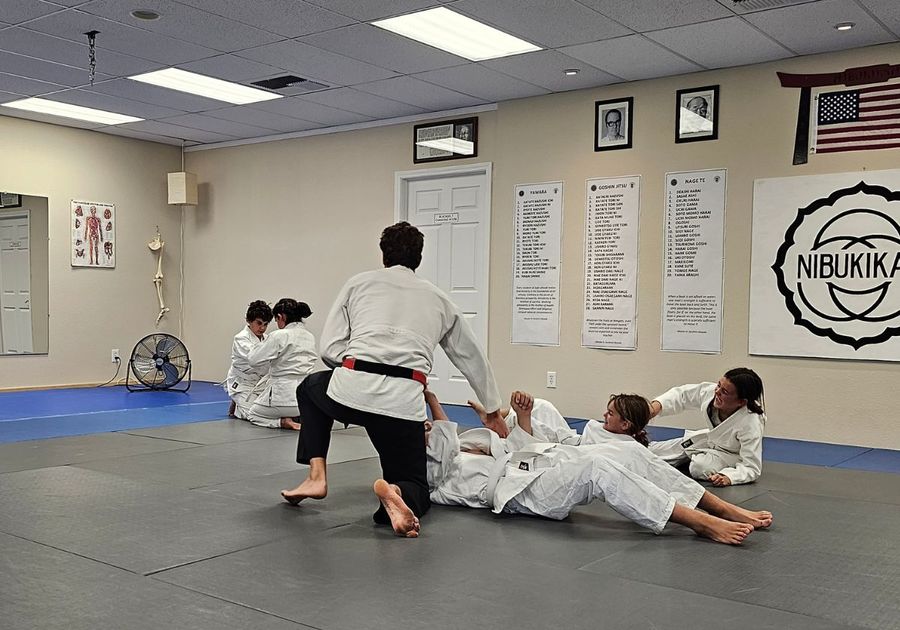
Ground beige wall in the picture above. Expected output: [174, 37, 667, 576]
[26, 194, 49, 352]
[0, 116, 182, 387]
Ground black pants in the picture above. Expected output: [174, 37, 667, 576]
[295, 370, 430, 523]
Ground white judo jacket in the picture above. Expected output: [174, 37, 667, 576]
[320, 266, 502, 422]
[225, 326, 266, 397]
[650, 382, 765, 484]
[247, 321, 317, 408]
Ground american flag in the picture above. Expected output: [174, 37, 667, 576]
[814, 82, 900, 154]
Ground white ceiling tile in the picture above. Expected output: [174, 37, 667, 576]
[561, 35, 704, 80]
[92, 125, 186, 145]
[412, 64, 549, 102]
[48, 88, 186, 119]
[0, 50, 111, 86]
[647, 18, 794, 69]
[78, 0, 281, 53]
[118, 119, 238, 143]
[0, 27, 162, 76]
[203, 106, 319, 133]
[250, 96, 372, 126]
[299, 24, 466, 74]
[302, 0, 447, 21]
[743, 0, 896, 55]
[850, 0, 900, 38]
[236, 40, 398, 87]
[356, 75, 486, 110]
[158, 113, 278, 138]
[451, 0, 631, 47]
[0, 72, 66, 96]
[23, 10, 220, 64]
[482, 49, 622, 91]
[178, 54, 286, 84]
[88, 78, 230, 112]
[176, 0, 354, 37]
[581, 0, 733, 32]
[0, 90, 23, 103]
[0, 0, 65, 24]
[296, 87, 428, 118]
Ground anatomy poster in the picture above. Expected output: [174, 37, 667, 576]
[751, 169, 900, 361]
[71, 200, 115, 268]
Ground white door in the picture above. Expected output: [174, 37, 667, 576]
[396, 163, 492, 405]
[0, 212, 33, 353]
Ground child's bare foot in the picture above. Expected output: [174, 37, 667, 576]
[281, 478, 326, 505]
[692, 512, 754, 545]
[228, 401, 236, 418]
[718, 504, 773, 529]
[373, 479, 420, 538]
[280, 417, 301, 431]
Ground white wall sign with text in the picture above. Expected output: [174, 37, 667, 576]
[512, 182, 563, 346]
[751, 169, 900, 361]
[661, 169, 726, 353]
[582, 175, 641, 349]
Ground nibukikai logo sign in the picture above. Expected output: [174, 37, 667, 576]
[772, 181, 900, 349]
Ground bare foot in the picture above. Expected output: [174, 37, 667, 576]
[280, 417, 301, 431]
[718, 505, 773, 529]
[692, 512, 754, 545]
[373, 479, 420, 538]
[227, 401, 236, 418]
[281, 478, 327, 505]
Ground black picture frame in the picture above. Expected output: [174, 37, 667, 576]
[413, 117, 478, 164]
[675, 85, 719, 143]
[594, 97, 633, 152]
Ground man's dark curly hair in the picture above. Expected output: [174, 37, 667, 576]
[380, 221, 424, 270]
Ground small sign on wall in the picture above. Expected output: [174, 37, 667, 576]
[71, 199, 115, 268]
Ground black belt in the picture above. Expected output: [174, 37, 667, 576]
[342, 357, 427, 385]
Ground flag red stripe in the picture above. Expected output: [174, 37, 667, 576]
[817, 131, 900, 144]
[858, 103, 900, 113]
[859, 93, 900, 103]
[858, 84, 900, 95]
[816, 142, 900, 153]
[818, 122, 900, 134]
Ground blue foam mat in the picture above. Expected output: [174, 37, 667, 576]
[2, 388, 898, 474]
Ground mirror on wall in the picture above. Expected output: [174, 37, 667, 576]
[0, 192, 49, 355]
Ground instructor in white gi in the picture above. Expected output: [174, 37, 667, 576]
[282, 221, 505, 537]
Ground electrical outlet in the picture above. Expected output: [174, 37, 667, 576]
[111, 348, 120, 363]
[546, 371, 557, 388]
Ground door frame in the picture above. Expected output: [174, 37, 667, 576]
[394, 161, 493, 352]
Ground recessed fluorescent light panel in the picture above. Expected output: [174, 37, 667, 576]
[128, 68, 282, 104]
[1, 97, 142, 125]
[372, 7, 541, 61]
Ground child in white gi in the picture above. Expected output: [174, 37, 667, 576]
[225, 300, 272, 420]
[648, 367, 766, 486]
[369, 391, 771, 545]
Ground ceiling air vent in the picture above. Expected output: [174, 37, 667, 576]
[249, 75, 329, 96]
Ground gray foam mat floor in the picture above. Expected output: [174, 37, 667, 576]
[0, 418, 895, 630]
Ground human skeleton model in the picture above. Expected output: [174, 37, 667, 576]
[148, 229, 169, 325]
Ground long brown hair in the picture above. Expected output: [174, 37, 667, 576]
[609, 393, 651, 447]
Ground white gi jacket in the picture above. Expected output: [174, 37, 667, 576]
[320, 266, 502, 421]
[247, 321, 317, 408]
[649, 382, 765, 485]
[426, 420, 704, 533]
[225, 326, 266, 399]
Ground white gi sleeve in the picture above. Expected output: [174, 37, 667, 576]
[654, 382, 715, 416]
[247, 330, 285, 370]
[319, 281, 353, 368]
[426, 421, 461, 489]
[529, 399, 581, 445]
[439, 310, 502, 412]
[718, 419, 764, 484]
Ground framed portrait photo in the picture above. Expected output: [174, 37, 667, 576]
[676, 85, 719, 143]
[413, 117, 478, 164]
[594, 97, 633, 152]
